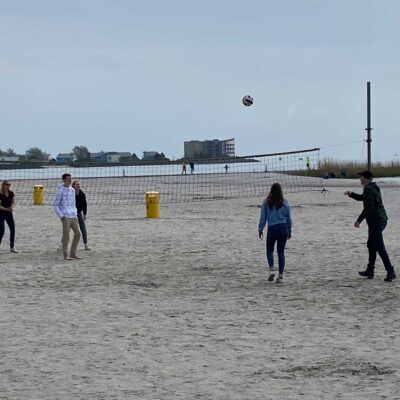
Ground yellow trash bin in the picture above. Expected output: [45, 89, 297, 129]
[146, 191, 160, 218]
[33, 184, 44, 205]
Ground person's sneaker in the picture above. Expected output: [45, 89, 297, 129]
[268, 272, 275, 282]
[10, 248, 18, 253]
[57, 243, 63, 251]
[276, 276, 284, 284]
[84, 244, 92, 250]
[359, 270, 374, 279]
[384, 274, 397, 282]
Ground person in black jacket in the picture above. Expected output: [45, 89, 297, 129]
[72, 180, 92, 250]
[0, 180, 18, 253]
[344, 170, 396, 282]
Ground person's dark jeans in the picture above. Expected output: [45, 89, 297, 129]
[0, 211, 15, 249]
[367, 221, 394, 275]
[77, 212, 88, 244]
[266, 223, 289, 274]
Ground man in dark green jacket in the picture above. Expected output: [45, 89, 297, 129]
[344, 170, 396, 282]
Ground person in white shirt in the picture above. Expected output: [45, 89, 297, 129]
[54, 173, 81, 260]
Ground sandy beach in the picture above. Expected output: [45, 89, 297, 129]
[1, 182, 399, 399]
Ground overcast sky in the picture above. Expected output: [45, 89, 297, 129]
[1, 0, 399, 161]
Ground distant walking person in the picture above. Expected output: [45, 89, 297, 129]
[182, 161, 187, 175]
[224, 164, 229, 173]
[0, 180, 18, 253]
[344, 170, 396, 282]
[306, 156, 310, 170]
[54, 173, 81, 260]
[72, 180, 92, 250]
[258, 183, 292, 283]
[190, 161, 194, 174]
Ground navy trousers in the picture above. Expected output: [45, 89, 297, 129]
[266, 223, 289, 274]
[367, 221, 394, 275]
[0, 211, 15, 249]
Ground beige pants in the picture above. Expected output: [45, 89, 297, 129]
[61, 217, 81, 259]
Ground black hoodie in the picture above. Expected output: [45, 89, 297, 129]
[349, 181, 388, 224]
[75, 190, 87, 215]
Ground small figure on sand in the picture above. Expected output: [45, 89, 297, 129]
[182, 161, 187, 175]
[224, 164, 229, 174]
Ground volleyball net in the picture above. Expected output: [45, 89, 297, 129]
[0, 148, 323, 206]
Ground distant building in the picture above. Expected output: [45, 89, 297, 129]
[118, 152, 133, 162]
[0, 156, 19, 162]
[86, 152, 133, 163]
[56, 153, 73, 164]
[90, 152, 108, 163]
[106, 152, 132, 163]
[106, 153, 119, 163]
[142, 151, 159, 161]
[184, 138, 235, 159]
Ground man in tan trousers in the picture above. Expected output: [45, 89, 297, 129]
[53, 173, 81, 260]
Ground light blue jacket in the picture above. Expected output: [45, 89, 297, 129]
[258, 199, 292, 233]
[53, 185, 78, 219]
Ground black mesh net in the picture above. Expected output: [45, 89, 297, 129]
[1, 148, 323, 205]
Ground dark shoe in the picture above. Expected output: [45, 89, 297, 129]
[359, 270, 374, 279]
[384, 274, 397, 282]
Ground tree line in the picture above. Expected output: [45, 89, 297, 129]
[0, 146, 167, 162]
[0, 147, 48, 161]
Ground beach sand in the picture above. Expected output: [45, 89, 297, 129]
[0, 183, 399, 399]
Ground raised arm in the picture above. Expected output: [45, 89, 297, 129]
[345, 191, 363, 201]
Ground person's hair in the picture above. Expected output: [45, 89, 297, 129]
[0, 180, 10, 195]
[267, 183, 284, 209]
[62, 173, 71, 181]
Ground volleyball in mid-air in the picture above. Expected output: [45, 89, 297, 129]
[242, 95, 253, 107]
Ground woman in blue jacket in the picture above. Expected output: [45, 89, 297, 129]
[258, 183, 292, 283]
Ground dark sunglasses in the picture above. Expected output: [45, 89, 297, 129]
[3, 183, 10, 185]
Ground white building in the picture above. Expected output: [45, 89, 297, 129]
[0, 156, 19, 162]
[184, 138, 235, 159]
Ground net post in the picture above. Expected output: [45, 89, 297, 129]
[365, 82, 372, 171]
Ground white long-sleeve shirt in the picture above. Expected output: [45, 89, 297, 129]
[53, 185, 77, 218]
